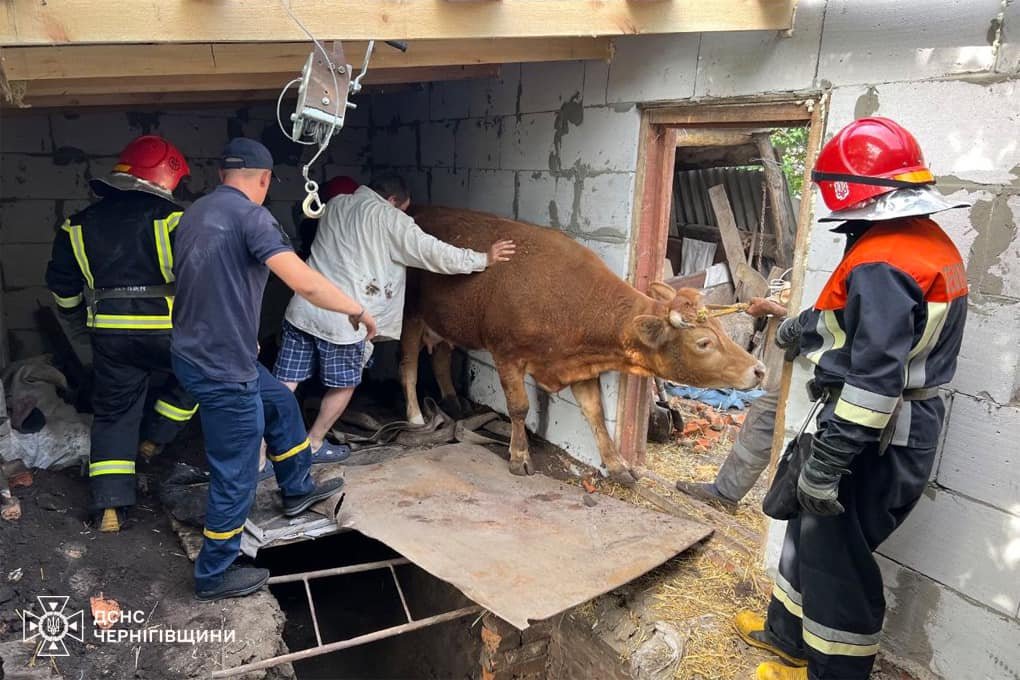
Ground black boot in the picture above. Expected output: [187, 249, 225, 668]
[195, 565, 270, 602]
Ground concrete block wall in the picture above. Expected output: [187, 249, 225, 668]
[0, 103, 374, 358]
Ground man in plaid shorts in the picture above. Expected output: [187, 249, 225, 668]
[275, 173, 515, 450]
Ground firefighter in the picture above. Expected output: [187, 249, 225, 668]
[735, 118, 969, 680]
[46, 135, 199, 534]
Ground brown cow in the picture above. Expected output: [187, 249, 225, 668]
[400, 207, 765, 486]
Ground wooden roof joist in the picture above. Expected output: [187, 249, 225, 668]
[0, 0, 795, 46]
[0, 38, 612, 82]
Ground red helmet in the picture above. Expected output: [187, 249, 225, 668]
[321, 175, 360, 203]
[113, 135, 190, 193]
[812, 117, 934, 213]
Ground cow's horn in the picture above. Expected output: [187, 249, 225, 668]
[669, 310, 692, 329]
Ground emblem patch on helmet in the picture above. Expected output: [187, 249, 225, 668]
[833, 181, 850, 200]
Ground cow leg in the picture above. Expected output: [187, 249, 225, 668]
[400, 315, 427, 426]
[571, 377, 638, 487]
[430, 342, 461, 417]
[495, 360, 534, 476]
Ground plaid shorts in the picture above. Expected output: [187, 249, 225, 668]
[273, 320, 366, 388]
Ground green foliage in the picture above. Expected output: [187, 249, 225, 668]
[770, 127, 809, 198]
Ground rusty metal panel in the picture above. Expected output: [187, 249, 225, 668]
[338, 444, 712, 630]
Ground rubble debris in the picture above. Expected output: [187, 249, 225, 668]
[629, 621, 686, 680]
[583, 494, 599, 508]
[0, 494, 21, 521]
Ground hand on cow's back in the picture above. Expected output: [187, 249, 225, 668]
[487, 239, 516, 266]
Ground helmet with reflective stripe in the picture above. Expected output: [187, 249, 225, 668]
[811, 117, 934, 213]
[113, 135, 190, 194]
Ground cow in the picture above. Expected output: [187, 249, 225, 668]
[400, 207, 765, 486]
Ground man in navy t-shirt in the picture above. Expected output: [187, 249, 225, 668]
[172, 138, 377, 602]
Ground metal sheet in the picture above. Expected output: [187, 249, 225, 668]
[338, 444, 712, 630]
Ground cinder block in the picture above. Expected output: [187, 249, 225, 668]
[583, 60, 610, 107]
[372, 87, 430, 125]
[369, 125, 418, 168]
[879, 487, 1020, 616]
[983, 194, 1020, 299]
[498, 114, 557, 172]
[325, 126, 370, 167]
[998, 0, 1020, 74]
[0, 200, 61, 244]
[420, 121, 456, 168]
[519, 61, 585, 114]
[0, 113, 54, 153]
[430, 80, 474, 121]
[818, 0, 1000, 86]
[574, 172, 635, 238]
[951, 296, 1020, 404]
[50, 111, 143, 157]
[456, 118, 501, 171]
[428, 168, 469, 208]
[3, 287, 51, 330]
[696, 0, 824, 98]
[516, 171, 574, 228]
[606, 34, 700, 105]
[575, 236, 630, 281]
[938, 395, 1020, 514]
[826, 80, 1020, 186]
[803, 218, 847, 273]
[557, 107, 639, 173]
[471, 65, 521, 119]
[878, 556, 1020, 680]
[154, 114, 229, 159]
[1, 154, 91, 200]
[1, 243, 52, 289]
[466, 170, 515, 218]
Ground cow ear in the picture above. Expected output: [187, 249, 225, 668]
[634, 315, 670, 348]
[647, 282, 677, 303]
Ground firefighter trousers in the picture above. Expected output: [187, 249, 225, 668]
[89, 333, 198, 511]
[763, 440, 936, 679]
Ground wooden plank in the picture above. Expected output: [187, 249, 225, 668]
[675, 128, 755, 147]
[16, 64, 499, 97]
[649, 101, 813, 126]
[0, 1, 795, 46]
[708, 183, 768, 302]
[754, 132, 796, 268]
[1, 37, 612, 81]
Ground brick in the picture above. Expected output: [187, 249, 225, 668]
[467, 170, 515, 218]
[519, 61, 584, 114]
[456, 118, 501, 170]
[606, 34, 699, 105]
[558, 107, 639, 173]
[818, 0, 1000, 86]
[696, 0, 824, 97]
[998, 0, 1020, 74]
[498, 114, 557, 172]
[826, 80, 1020, 186]
[0, 200, 61, 244]
[470, 65, 521, 119]
[878, 556, 1020, 680]
[420, 121, 456, 168]
[370, 124, 418, 168]
[3, 287, 51, 330]
[938, 395, 1020, 514]
[951, 296, 1020, 404]
[1, 244, 52, 289]
[515, 172, 574, 228]
[429, 168, 469, 208]
[0, 113, 54, 153]
[879, 487, 1020, 615]
[1, 154, 91, 200]
[573, 172, 634, 237]
[583, 60, 609, 107]
[50, 111, 143, 157]
[430, 79, 474, 121]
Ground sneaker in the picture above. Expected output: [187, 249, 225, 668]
[195, 565, 270, 602]
[310, 441, 352, 464]
[281, 477, 345, 517]
[675, 480, 739, 513]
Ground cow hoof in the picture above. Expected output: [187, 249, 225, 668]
[509, 457, 535, 476]
[608, 468, 638, 488]
[408, 414, 426, 426]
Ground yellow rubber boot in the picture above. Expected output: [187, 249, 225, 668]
[756, 661, 808, 680]
[734, 611, 807, 667]
[99, 508, 121, 533]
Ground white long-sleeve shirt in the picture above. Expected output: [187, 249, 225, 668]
[284, 186, 488, 345]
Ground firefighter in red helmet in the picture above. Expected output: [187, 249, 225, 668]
[46, 135, 199, 533]
[734, 118, 969, 680]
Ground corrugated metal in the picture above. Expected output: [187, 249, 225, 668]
[672, 167, 764, 234]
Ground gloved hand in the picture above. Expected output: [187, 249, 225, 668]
[775, 316, 802, 362]
[796, 434, 855, 516]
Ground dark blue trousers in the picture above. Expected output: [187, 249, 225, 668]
[172, 355, 315, 591]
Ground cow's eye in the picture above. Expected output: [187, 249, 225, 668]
[696, 338, 712, 351]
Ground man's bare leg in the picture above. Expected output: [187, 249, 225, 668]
[306, 387, 356, 451]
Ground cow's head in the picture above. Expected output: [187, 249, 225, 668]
[631, 283, 765, 390]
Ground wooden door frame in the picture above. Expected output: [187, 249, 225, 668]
[616, 95, 828, 468]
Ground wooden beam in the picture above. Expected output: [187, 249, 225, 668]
[648, 101, 814, 126]
[0, 37, 612, 81]
[16, 64, 499, 98]
[753, 132, 796, 268]
[0, 1, 795, 46]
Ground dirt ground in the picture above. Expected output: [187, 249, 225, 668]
[0, 427, 292, 680]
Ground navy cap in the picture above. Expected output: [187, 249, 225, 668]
[221, 138, 274, 170]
